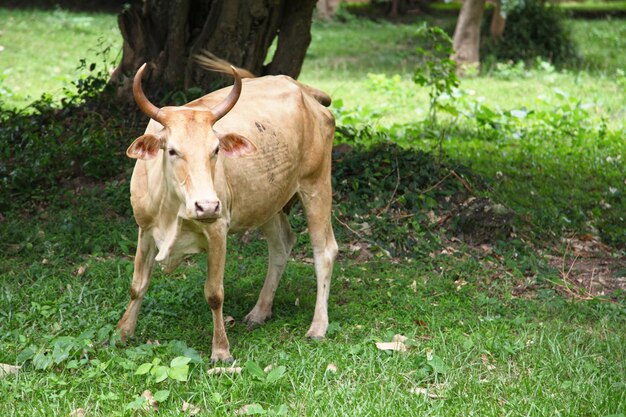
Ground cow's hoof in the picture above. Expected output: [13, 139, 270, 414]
[243, 310, 271, 330]
[306, 333, 325, 341]
[210, 356, 234, 365]
[306, 324, 327, 340]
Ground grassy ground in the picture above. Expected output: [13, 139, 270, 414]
[0, 8, 120, 108]
[1, 194, 625, 416]
[1, 7, 625, 417]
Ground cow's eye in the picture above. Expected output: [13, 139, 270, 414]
[213, 147, 220, 156]
[168, 149, 178, 157]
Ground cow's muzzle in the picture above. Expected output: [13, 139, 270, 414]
[192, 200, 222, 221]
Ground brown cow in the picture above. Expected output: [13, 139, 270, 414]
[117, 59, 338, 362]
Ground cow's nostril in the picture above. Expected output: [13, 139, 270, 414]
[195, 200, 221, 217]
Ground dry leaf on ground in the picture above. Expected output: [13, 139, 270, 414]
[69, 408, 87, 417]
[326, 363, 338, 373]
[182, 401, 201, 415]
[207, 366, 242, 376]
[142, 390, 158, 411]
[0, 363, 20, 378]
[410, 387, 444, 399]
[391, 334, 408, 343]
[375, 341, 407, 353]
[76, 265, 87, 276]
[481, 354, 496, 370]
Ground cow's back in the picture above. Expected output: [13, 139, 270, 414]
[190, 76, 335, 231]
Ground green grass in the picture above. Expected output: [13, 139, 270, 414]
[300, 19, 626, 129]
[0, 8, 120, 108]
[1, 193, 625, 416]
[1, 8, 625, 417]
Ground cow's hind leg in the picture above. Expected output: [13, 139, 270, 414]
[299, 182, 338, 339]
[244, 212, 296, 329]
[118, 228, 157, 341]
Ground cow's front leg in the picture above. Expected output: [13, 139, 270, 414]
[203, 224, 232, 363]
[118, 228, 157, 341]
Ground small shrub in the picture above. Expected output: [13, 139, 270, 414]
[481, 0, 580, 67]
[413, 24, 459, 126]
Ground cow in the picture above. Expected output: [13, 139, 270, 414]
[117, 58, 338, 363]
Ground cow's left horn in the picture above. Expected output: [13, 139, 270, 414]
[133, 63, 163, 123]
[210, 66, 242, 122]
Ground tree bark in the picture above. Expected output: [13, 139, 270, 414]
[489, 0, 506, 41]
[317, 0, 341, 20]
[111, 0, 318, 101]
[452, 0, 486, 73]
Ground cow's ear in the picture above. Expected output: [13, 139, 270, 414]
[217, 132, 257, 157]
[127, 134, 165, 160]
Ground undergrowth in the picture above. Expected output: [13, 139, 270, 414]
[0, 59, 142, 212]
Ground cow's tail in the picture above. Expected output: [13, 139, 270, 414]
[195, 51, 332, 108]
[195, 51, 256, 79]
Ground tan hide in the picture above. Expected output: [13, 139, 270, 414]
[118, 67, 338, 363]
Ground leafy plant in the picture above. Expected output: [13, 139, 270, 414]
[413, 24, 459, 126]
[134, 356, 192, 383]
[245, 361, 287, 385]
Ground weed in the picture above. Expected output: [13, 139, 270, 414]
[413, 24, 459, 126]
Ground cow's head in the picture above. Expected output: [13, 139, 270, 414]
[127, 63, 256, 222]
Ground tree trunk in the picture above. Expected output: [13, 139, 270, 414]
[389, 0, 400, 17]
[489, 0, 506, 41]
[111, 0, 318, 101]
[317, 0, 341, 19]
[452, 0, 486, 73]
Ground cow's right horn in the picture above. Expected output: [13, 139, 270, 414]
[210, 66, 242, 122]
[133, 63, 163, 123]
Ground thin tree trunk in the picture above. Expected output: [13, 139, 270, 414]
[489, 0, 506, 41]
[452, 0, 486, 73]
[317, 0, 341, 19]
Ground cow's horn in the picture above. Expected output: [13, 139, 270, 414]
[210, 66, 242, 122]
[133, 63, 162, 123]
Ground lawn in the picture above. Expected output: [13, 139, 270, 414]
[1, 6, 625, 417]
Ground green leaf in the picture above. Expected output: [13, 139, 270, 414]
[265, 366, 286, 384]
[168, 364, 189, 382]
[211, 392, 223, 404]
[33, 352, 53, 370]
[16, 346, 36, 363]
[52, 343, 72, 365]
[135, 362, 153, 375]
[245, 361, 265, 380]
[153, 365, 169, 383]
[153, 389, 170, 402]
[244, 403, 266, 415]
[427, 354, 448, 374]
[170, 356, 192, 368]
[183, 347, 203, 364]
[125, 394, 148, 410]
[269, 404, 288, 416]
